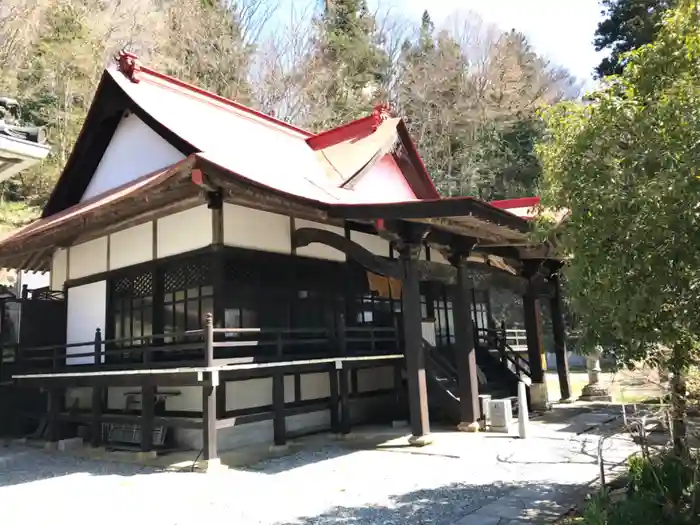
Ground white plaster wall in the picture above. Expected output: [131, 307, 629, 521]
[109, 222, 153, 270]
[165, 387, 201, 412]
[107, 387, 134, 411]
[356, 366, 394, 393]
[300, 372, 330, 400]
[293, 218, 346, 262]
[157, 205, 212, 259]
[68, 237, 108, 280]
[66, 281, 106, 365]
[50, 249, 68, 290]
[226, 378, 272, 410]
[223, 203, 290, 255]
[350, 230, 391, 258]
[81, 112, 185, 201]
[284, 375, 295, 403]
[176, 409, 332, 452]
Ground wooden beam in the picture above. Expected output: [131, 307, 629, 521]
[292, 227, 404, 279]
[327, 198, 529, 233]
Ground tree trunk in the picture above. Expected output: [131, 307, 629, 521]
[670, 350, 688, 457]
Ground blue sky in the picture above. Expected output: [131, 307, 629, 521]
[275, 0, 606, 86]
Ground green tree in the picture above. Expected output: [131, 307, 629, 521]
[594, 0, 676, 77]
[154, 0, 253, 103]
[539, 0, 700, 453]
[8, 1, 104, 209]
[302, 0, 390, 129]
[398, 21, 578, 200]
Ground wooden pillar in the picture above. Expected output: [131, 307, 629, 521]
[399, 242, 431, 445]
[140, 380, 155, 453]
[202, 313, 218, 464]
[47, 387, 61, 442]
[272, 334, 286, 446]
[550, 274, 571, 401]
[451, 256, 480, 432]
[90, 386, 103, 447]
[202, 379, 218, 462]
[90, 328, 103, 447]
[523, 287, 548, 410]
[336, 312, 351, 434]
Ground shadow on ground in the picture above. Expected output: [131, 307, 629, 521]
[0, 446, 162, 487]
[281, 481, 583, 525]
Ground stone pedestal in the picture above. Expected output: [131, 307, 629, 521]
[408, 434, 433, 447]
[530, 382, 550, 411]
[457, 421, 480, 433]
[579, 349, 612, 402]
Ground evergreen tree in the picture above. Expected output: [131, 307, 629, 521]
[594, 0, 676, 77]
[302, 0, 390, 129]
[155, 0, 253, 104]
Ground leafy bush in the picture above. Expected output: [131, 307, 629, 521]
[581, 453, 700, 525]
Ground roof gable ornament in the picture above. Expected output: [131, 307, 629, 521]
[371, 104, 392, 131]
[115, 50, 141, 84]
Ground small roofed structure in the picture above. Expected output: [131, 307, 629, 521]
[0, 97, 50, 182]
[0, 52, 570, 463]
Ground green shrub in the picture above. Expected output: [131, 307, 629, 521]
[581, 452, 700, 525]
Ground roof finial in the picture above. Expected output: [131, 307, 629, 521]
[371, 104, 392, 131]
[115, 50, 141, 84]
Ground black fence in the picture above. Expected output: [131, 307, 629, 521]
[14, 314, 401, 376]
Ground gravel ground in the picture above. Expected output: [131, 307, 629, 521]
[0, 412, 636, 525]
[0, 444, 514, 525]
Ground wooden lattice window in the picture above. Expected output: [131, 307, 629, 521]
[111, 271, 154, 361]
[162, 259, 213, 342]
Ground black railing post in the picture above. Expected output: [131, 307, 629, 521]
[272, 332, 286, 446]
[93, 328, 102, 368]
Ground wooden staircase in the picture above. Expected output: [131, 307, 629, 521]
[424, 329, 531, 424]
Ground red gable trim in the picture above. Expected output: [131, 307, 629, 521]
[490, 197, 540, 209]
[306, 115, 376, 150]
[306, 104, 393, 150]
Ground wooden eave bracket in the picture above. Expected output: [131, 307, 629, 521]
[292, 227, 404, 280]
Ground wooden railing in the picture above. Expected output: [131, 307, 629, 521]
[14, 314, 400, 375]
[476, 326, 531, 379]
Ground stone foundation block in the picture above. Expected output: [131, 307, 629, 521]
[57, 437, 84, 452]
